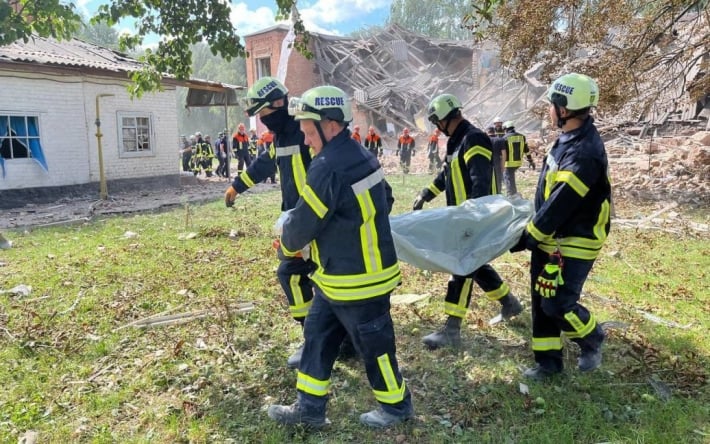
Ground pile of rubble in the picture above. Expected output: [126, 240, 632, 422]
[606, 131, 710, 205]
[364, 129, 710, 208]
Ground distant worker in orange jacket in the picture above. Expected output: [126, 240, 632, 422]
[351, 124, 362, 144]
[364, 126, 383, 158]
[232, 123, 251, 175]
[396, 128, 415, 174]
[427, 128, 443, 172]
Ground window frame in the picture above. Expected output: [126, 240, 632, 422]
[255, 57, 272, 78]
[117, 111, 155, 158]
[0, 113, 42, 160]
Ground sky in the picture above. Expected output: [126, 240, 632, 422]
[76, 0, 393, 45]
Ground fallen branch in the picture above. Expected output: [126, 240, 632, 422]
[115, 302, 254, 330]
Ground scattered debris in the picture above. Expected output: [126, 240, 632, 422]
[18, 430, 39, 444]
[0, 284, 32, 297]
[114, 302, 254, 330]
[0, 232, 11, 249]
[390, 293, 430, 305]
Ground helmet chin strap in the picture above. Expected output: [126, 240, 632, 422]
[437, 118, 451, 137]
[315, 120, 328, 148]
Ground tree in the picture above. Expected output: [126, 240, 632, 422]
[75, 20, 120, 50]
[0, 0, 81, 44]
[1, 0, 305, 97]
[388, 0, 473, 40]
[462, 0, 710, 115]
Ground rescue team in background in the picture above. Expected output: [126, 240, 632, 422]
[219, 73, 609, 429]
[180, 129, 275, 180]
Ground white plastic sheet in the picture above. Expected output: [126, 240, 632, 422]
[390, 195, 534, 275]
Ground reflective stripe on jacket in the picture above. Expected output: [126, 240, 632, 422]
[230, 118, 311, 211]
[421, 120, 496, 205]
[281, 130, 400, 302]
[528, 117, 611, 260]
[504, 130, 528, 168]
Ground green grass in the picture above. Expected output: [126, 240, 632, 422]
[1, 172, 708, 443]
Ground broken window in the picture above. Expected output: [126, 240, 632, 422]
[119, 113, 153, 156]
[0, 114, 48, 177]
[256, 57, 271, 78]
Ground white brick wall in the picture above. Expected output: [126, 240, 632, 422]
[0, 70, 178, 191]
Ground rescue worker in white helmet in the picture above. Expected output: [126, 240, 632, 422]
[413, 93, 523, 349]
[267, 85, 413, 428]
[501, 120, 533, 197]
[492, 116, 505, 137]
[510, 73, 609, 379]
[224, 77, 355, 368]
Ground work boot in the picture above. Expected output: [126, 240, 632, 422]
[267, 402, 330, 428]
[287, 344, 304, 369]
[499, 293, 523, 319]
[359, 407, 413, 428]
[578, 331, 605, 372]
[422, 316, 461, 349]
[523, 364, 561, 380]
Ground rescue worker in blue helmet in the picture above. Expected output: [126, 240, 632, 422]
[510, 73, 609, 379]
[267, 85, 414, 428]
[413, 93, 523, 349]
[225, 77, 355, 368]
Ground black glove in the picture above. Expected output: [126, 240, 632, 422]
[527, 155, 536, 171]
[509, 230, 539, 253]
[412, 194, 425, 211]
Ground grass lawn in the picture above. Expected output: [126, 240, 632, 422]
[1, 172, 708, 443]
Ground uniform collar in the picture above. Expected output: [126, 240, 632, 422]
[448, 119, 472, 144]
[559, 116, 594, 144]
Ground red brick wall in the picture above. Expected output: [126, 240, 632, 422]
[244, 27, 319, 96]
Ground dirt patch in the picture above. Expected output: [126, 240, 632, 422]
[0, 176, 279, 230]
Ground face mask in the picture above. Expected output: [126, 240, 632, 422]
[260, 108, 289, 133]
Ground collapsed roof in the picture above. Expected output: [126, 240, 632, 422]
[306, 20, 708, 135]
[307, 24, 545, 133]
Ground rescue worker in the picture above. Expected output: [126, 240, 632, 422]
[364, 125, 383, 158]
[502, 121, 533, 197]
[396, 128, 415, 174]
[492, 116, 505, 137]
[486, 126, 505, 194]
[214, 132, 227, 178]
[248, 128, 259, 160]
[232, 123, 251, 175]
[261, 130, 276, 184]
[412, 94, 522, 349]
[510, 73, 609, 379]
[180, 135, 192, 172]
[224, 77, 349, 368]
[193, 132, 214, 177]
[351, 124, 362, 144]
[187, 134, 198, 174]
[267, 85, 413, 428]
[426, 128, 443, 173]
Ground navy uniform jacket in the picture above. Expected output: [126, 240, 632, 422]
[528, 117, 611, 260]
[503, 129, 529, 168]
[230, 117, 311, 211]
[420, 120, 496, 205]
[280, 129, 400, 303]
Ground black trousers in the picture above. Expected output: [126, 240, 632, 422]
[443, 264, 510, 319]
[277, 257, 317, 322]
[297, 290, 412, 416]
[530, 249, 604, 370]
